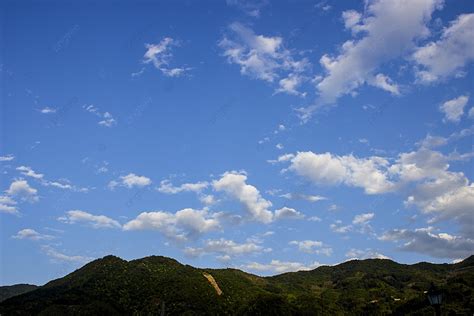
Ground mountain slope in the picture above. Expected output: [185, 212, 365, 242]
[0, 284, 38, 303]
[1, 255, 473, 315]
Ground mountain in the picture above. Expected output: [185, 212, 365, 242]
[0, 255, 473, 315]
[0, 284, 38, 303]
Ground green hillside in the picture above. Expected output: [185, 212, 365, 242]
[1, 255, 473, 315]
[0, 284, 38, 303]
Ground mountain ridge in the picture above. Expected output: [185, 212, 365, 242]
[1, 254, 473, 315]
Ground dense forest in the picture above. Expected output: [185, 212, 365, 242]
[1, 255, 473, 315]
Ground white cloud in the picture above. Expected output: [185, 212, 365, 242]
[184, 238, 265, 258]
[330, 220, 352, 234]
[15, 166, 88, 192]
[345, 248, 390, 260]
[16, 166, 44, 179]
[83, 104, 117, 127]
[317, 0, 440, 104]
[276, 74, 307, 97]
[342, 10, 362, 32]
[123, 208, 220, 241]
[469, 107, 474, 119]
[39, 107, 57, 114]
[0, 155, 15, 162]
[213, 171, 274, 223]
[405, 175, 474, 238]
[279, 192, 326, 202]
[243, 260, 321, 274]
[315, 1, 332, 12]
[352, 212, 375, 225]
[289, 240, 332, 256]
[308, 216, 322, 222]
[0, 195, 18, 214]
[41, 245, 93, 264]
[387, 146, 474, 238]
[413, 13, 474, 83]
[380, 227, 474, 259]
[439, 95, 469, 123]
[274, 207, 305, 220]
[219, 23, 309, 93]
[6, 180, 39, 203]
[226, 0, 268, 17]
[369, 73, 400, 95]
[58, 210, 121, 229]
[12, 228, 54, 241]
[330, 213, 374, 234]
[418, 134, 448, 149]
[98, 112, 116, 127]
[157, 179, 208, 194]
[199, 194, 218, 206]
[277, 142, 473, 242]
[142, 37, 190, 77]
[281, 151, 394, 194]
[109, 173, 151, 189]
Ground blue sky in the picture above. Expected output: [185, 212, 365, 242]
[1, 0, 473, 285]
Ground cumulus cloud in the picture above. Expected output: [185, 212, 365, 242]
[330, 220, 353, 234]
[243, 260, 321, 274]
[330, 213, 376, 235]
[280, 151, 394, 194]
[213, 171, 274, 223]
[16, 166, 44, 179]
[219, 23, 309, 95]
[199, 194, 218, 206]
[58, 210, 121, 229]
[439, 95, 469, 123]
[274, 207, 305, 220]
[0, 195, 18, 214]
[405, 174, 474, 238]
[157, 179, 209, 194]
[385, 144, 474, 239]
[123, 208, 220, 241]
[109, 173, 151, 189]
[369, 73, 400, 95]
[317, 0, 440, 103]
[342, 10, 362, 32]
[6, 180, 39, 203]
[41, 245, 93, 264]
[12, 228, 54, 241]
[289, 240, 332, 256]
[413, 13, 474, 83]
[345, 248, 390, 260]
[352, 212, 375, 225]
[380, 227, 474, 259]
[275, 74, 307, 97]
[142, 37, 190, 77]
[277, 144, 473, 240]
[184, 238, 267, 258]
[15, 166, 88, 192]
[0, 154, 15, 162]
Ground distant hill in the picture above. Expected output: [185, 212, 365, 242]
[0, 255, 473, 315]
[0, 284, 38, 303]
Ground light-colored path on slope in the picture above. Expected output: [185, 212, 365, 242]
[203, 272, 223, 295]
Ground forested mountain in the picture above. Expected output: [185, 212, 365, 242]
[1, 255, 473, 315]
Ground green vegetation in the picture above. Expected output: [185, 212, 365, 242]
[1, 255, 473, 315]
[0, 284, 38, 303]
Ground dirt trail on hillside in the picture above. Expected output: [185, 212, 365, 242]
[203, 272, 223, 295]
